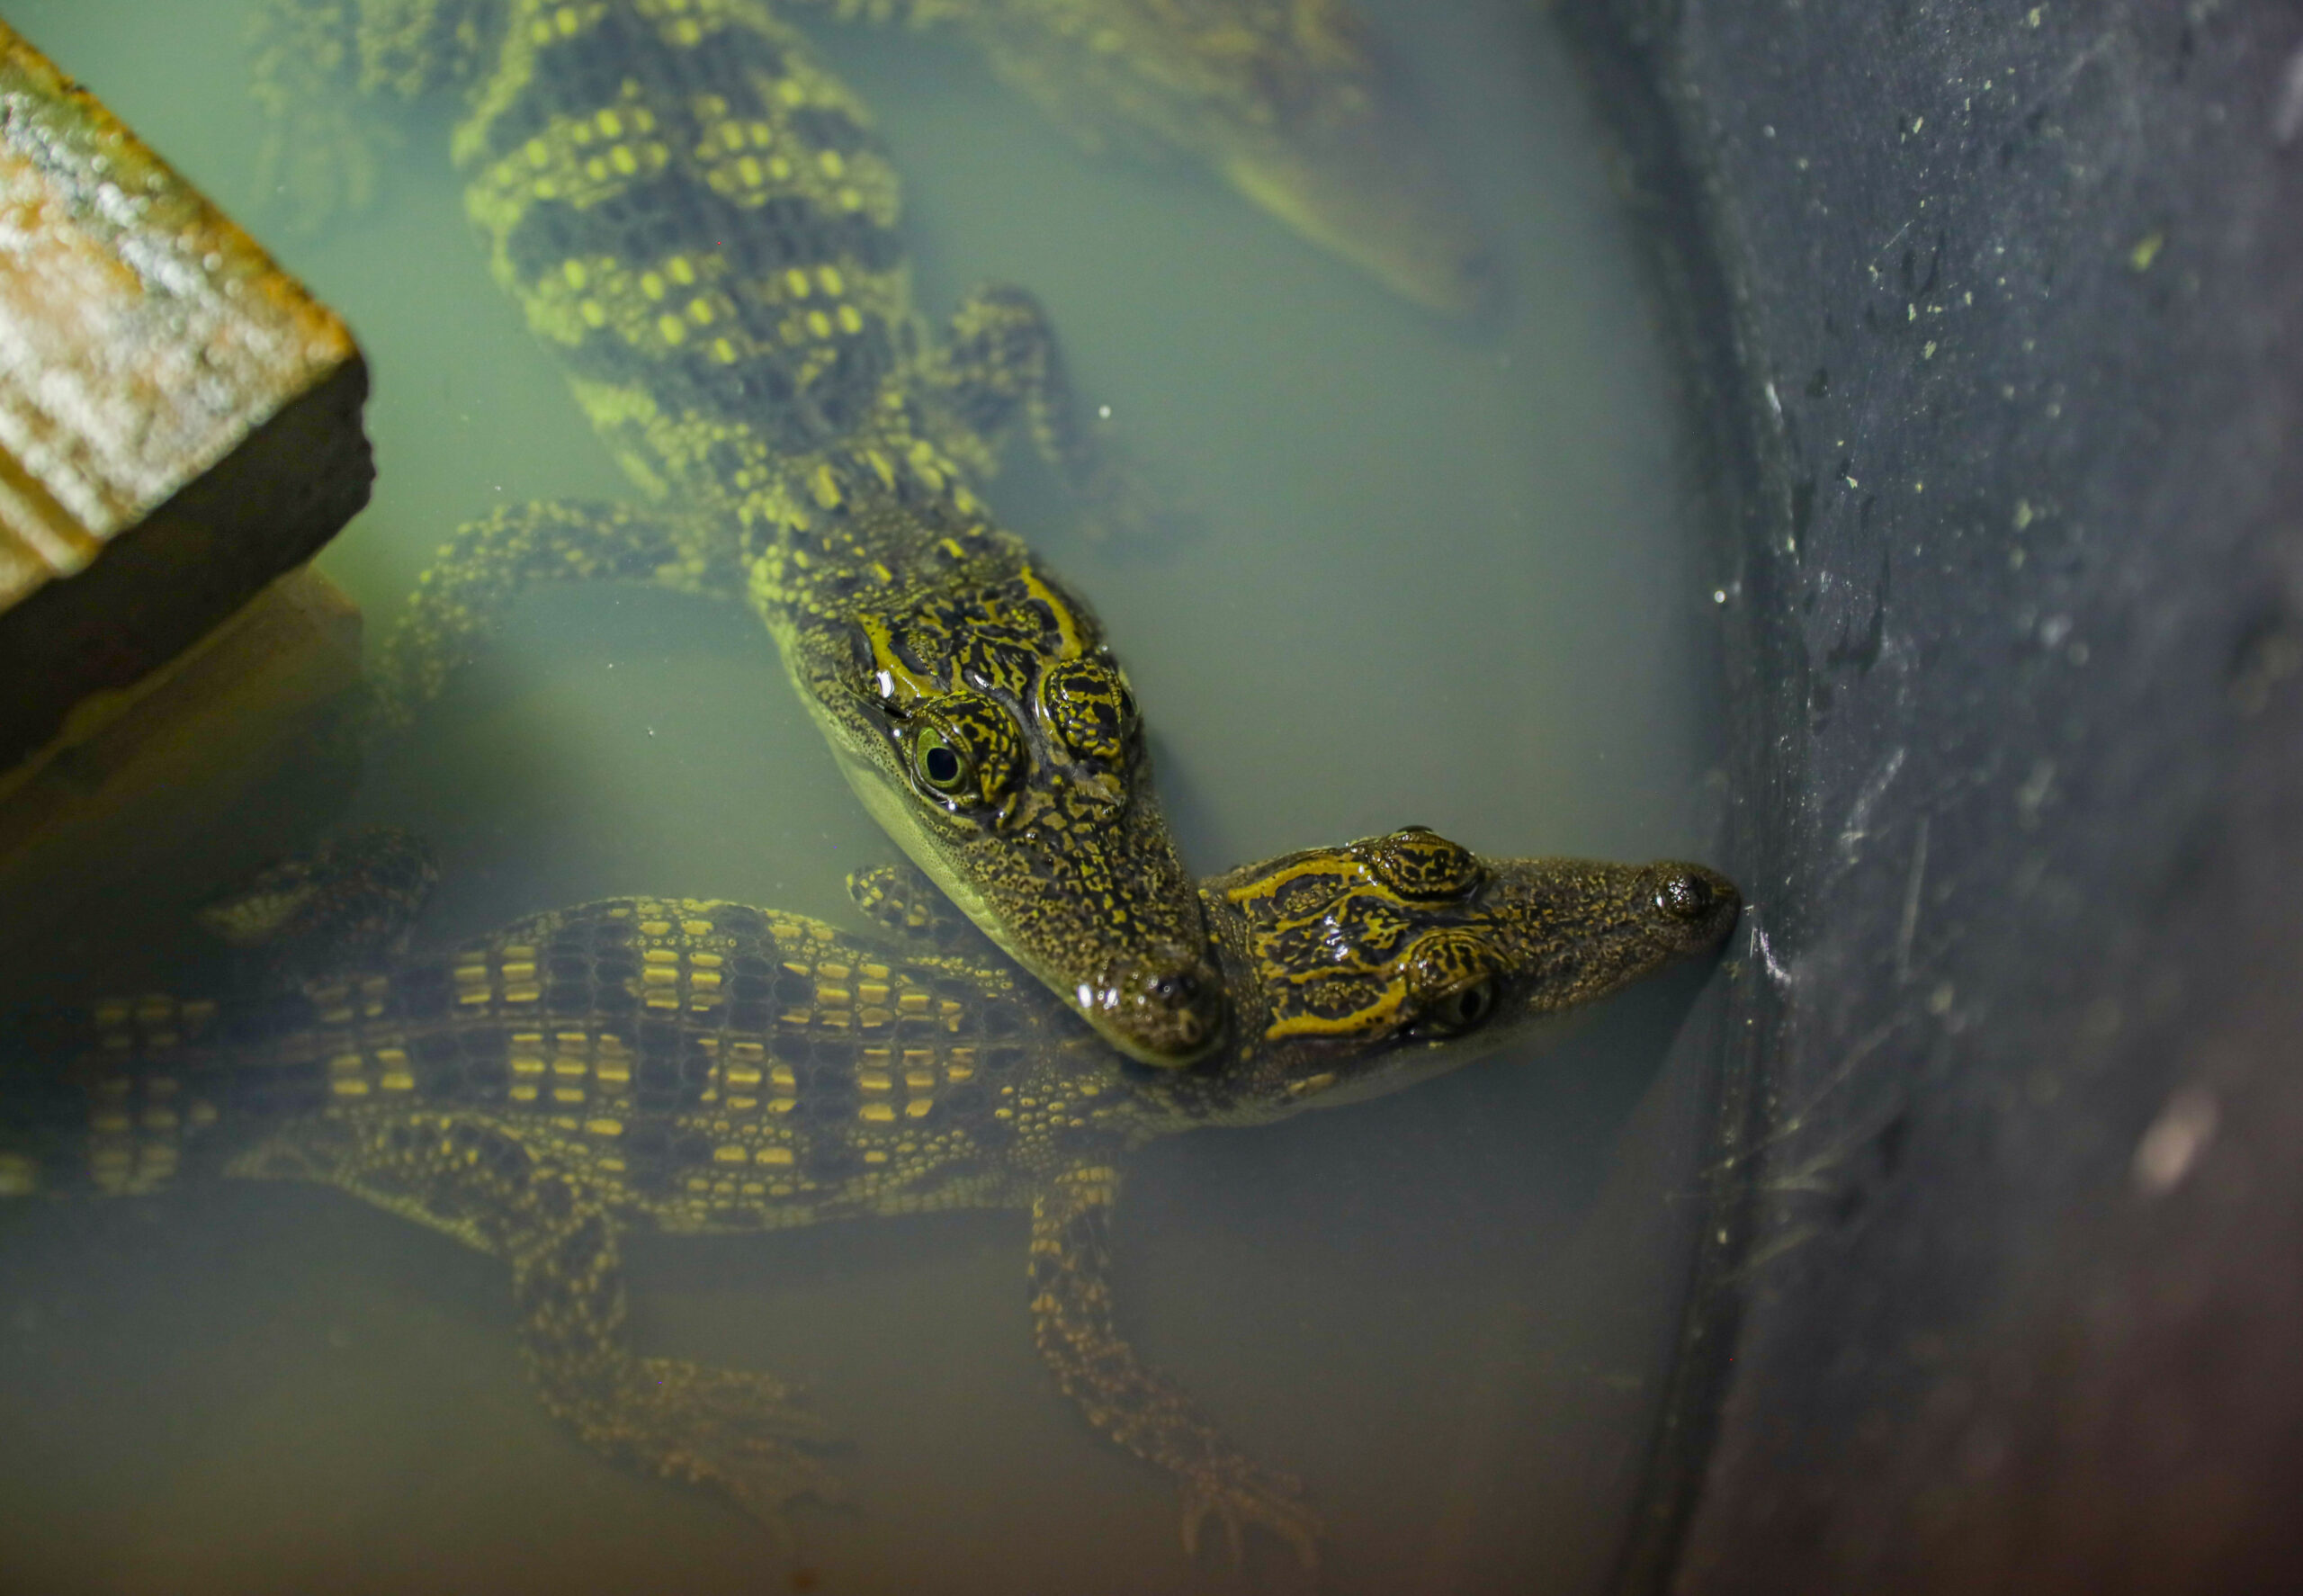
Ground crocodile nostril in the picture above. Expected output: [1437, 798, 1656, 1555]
[1146, 964, 1202, 1005]
[1095, 949, 1228, 1065]
[1650, 864, 1743, 950]
[1655, 871, 1714, 921]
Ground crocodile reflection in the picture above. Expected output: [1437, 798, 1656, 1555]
[788, 0, 1497, 314]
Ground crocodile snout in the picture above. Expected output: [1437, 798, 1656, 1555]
[1644, 863, 1743, 955]
[1083, 945, 1228, 1067]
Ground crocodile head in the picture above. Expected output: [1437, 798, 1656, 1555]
[820, 557, 1224, 1069]
[978, 0, 1493, 316]
[1169, 826, 1740, 1121]
[197, 826, 441, 982]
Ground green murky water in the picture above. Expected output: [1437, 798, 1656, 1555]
[0, 3, 1725, 1591]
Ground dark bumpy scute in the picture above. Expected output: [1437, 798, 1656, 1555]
[270, 0, 1223, 1062]
[468, 0, 792, 167]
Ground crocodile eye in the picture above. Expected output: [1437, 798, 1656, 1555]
[912, 726, 972, 794]
[1402, 928, 1502, 1035]
[901, 692, 1025, 811]
[1426, 977, 1497, 1036]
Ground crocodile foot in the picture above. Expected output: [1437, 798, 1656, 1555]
[1178, 1456, 1322, 1573]
[565, 1356, 845, 1535]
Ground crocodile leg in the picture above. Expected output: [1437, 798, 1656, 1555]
[248, 0, 503, 228]
[1028, 1161, 1322, 1569]
[845, 857, 1006, 959]
[233, 1111, 839, 1532]
[931, 285, 1176, 546]
[372, 498, 739, 735]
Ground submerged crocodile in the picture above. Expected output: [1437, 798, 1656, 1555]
[252, 0, 1224, 1066]
[0, 827, 1737, 1566]
[254, 0, 1490, 313]
[783, 0, 1495, 314]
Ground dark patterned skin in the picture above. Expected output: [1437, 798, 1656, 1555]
[0, 828, 1737, 1568]
[250, 0, 1223, 1066]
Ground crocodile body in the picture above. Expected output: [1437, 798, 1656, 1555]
[1, 829, 1738, 1565]
[253, 0, 1224, 1066]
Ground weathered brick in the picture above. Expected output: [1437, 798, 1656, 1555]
[0, 19, 372, 771]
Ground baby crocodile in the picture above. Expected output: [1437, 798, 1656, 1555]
[789, 0, 1496, 314]
[0, 828, 1737, 1566]
[251, 0, 1224, 1065]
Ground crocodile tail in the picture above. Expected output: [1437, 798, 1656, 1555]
[0, 982, 347, 1199]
